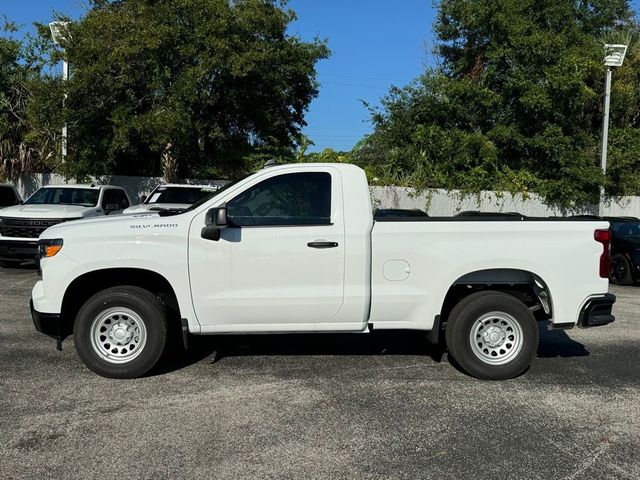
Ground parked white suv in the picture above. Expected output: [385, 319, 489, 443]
[123, 184, 218, 214]
[0, 184, 130, 267]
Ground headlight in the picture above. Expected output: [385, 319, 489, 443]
[38, 238, 64, 258]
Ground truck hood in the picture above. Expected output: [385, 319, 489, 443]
[0, 204, 98, 219]
[40, 211, 173, 238]
[124, 203, 190, 214]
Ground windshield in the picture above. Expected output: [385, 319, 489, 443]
[611, 221, 640, 238]
[178, 175, 251, 215]
[25, 187, 99, 207]
[145, 186, 216, 205]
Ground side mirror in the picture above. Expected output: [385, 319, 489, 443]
[201, 205, 228, 241]
[140, 195, 148, 204]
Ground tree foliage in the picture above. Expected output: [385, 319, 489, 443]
[28, 0, 328, 179]
[358, 0, 640, 206]
[0, 19, 37, 180]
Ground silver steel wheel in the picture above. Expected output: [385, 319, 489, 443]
[89, 307, 147, 364]
[469, 311, 523, 366]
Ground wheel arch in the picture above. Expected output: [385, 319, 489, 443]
[60, 268, 182, 336]
[439, 268, 553, 326]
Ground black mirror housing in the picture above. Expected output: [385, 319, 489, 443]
[202, 205, 228, 241]
[205, 205, 228, 227]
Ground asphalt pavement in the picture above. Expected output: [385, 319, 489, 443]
[0, 266, 638, 479]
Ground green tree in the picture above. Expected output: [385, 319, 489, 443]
[0, 19, 35, 180]
[359, 0, 640, 207]
[33, 0, 328, 179]
[0, 17, 60, 181]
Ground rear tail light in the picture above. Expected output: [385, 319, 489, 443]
[594, 229, 611, 279]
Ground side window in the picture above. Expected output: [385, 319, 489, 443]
[227, 172, 331, 226]
[102, 189, 129, 211]
[116, 190, 130, 209]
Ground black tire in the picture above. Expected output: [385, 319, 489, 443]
[0, 260, 22, 268]
[610, 254, 633, 285]
[445, 291, 538, 380]
[73, 286, 168, 379]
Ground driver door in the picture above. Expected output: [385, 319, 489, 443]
[188, 168, 346, 330]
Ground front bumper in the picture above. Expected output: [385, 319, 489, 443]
[30, 300, 69, 343]
[578, 294, 616, 328]
[0, 239, 38, 261]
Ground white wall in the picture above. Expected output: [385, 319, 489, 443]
[16, 172, 640, 217]
[370, 186, 640, 217]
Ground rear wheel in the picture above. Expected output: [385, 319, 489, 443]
[445, 291, 538, 380]
[73, 286, 168, 378]
[610, 254, 633, 285]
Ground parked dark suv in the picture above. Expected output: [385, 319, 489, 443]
[607, 216, 640, 285]
[0, 184, 21, 209]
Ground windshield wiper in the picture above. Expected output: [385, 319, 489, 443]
[150, 206, 186, 216]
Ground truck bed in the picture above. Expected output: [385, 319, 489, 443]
[369, 217, 610, 331]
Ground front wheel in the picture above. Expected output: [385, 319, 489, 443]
[73, 286, 168, 378]
[445, 291, 538, 380]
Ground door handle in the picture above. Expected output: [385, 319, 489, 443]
[307, 241, 339, 249]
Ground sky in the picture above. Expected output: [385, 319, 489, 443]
[2, 0, 639, 152]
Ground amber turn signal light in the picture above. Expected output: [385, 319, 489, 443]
[38, 239, 64, 258]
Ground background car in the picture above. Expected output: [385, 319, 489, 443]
[123, 184, 218, 214]
[374, 208, 429, 218]
[606, 216, 640, 285]
[0, 184, 22, 209]
[456, 210, 523, 218]
[0, 184, 130, 267]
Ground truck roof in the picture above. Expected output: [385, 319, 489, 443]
[158, 184, 215, 189]
[260, 162, 365, 173]
[39, 184, 122, 190]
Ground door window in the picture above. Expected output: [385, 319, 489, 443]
[227, 172, 331, 226]
[102, 189, 130, 212]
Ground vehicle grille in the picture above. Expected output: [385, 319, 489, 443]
[0, 218, 71, 238]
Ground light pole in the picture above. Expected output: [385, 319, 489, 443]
[599, 44, 627, 216]
[49, 21, 70, 163]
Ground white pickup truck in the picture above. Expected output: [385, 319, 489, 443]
[31, 163, 615, 380]
[0, 184, 130, 267]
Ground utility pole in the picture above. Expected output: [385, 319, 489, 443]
[599, 67, 612, 217]
[599, 44, 628, 217]
[49, 22, 71, 164]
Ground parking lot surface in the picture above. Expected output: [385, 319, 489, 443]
[0, 266, 638, 479]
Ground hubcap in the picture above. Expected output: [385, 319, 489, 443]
[469, 311, 523, 365]
[90, 308, 147, 364]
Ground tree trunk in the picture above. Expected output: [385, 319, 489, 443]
[161, 142, 178, 183]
